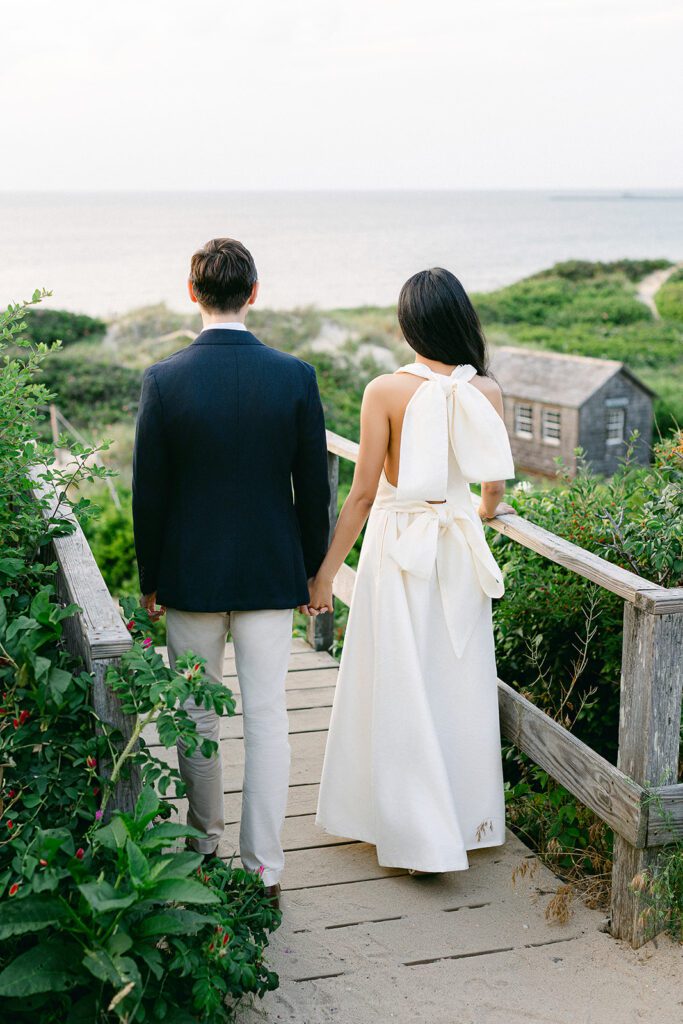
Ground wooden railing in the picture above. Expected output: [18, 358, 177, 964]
[30, 469, 139, 813]
[310, 430, 683, 949]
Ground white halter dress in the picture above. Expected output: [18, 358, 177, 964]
[316, 362, 515, 872]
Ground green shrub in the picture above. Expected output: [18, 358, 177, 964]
[655, 268, 683, 323]
[39, 354, 142, 427]
[534, 259, 671, 283]
[22, 307, 106, 347]
[493, 432, 683, 764]
[0, 295, 281, 1021]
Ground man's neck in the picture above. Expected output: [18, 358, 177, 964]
[201, 309, 248, 328]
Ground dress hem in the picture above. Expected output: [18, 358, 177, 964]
[315, 817, 506, 873]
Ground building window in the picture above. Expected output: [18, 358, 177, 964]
[606, 407, 625, 445]
[514, 403, 533, 438]
[541, 408, 561, 445]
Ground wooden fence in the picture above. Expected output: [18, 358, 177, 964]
[31, 469, 139, 813]
[310, 430, 683, 949]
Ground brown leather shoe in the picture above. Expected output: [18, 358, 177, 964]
[265, 883, 281, 910]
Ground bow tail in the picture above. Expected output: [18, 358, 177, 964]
[435, 526, 488, 659]
[389, 514, 439, 578]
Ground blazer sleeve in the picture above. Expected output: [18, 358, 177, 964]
[132, 368, 170, 595]
[292, 367, 331, 578]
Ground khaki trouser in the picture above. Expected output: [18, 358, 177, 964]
[166, 607, 293, 887]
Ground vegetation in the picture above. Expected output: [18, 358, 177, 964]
[655, 267, 683, 324]
[0, 295, 280, 1021]
[22, 306, 106, 347]
[23, 257, 683, 938]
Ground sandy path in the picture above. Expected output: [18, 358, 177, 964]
[636, 264, 682, 319]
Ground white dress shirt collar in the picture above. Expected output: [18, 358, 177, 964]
[204, 321, 248, 331]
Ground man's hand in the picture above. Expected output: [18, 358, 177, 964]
[141, 592, 166, 622]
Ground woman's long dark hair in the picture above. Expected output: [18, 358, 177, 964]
[397, 267, 489, 376]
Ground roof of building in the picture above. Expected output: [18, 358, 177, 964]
[488, 346, 655, 407]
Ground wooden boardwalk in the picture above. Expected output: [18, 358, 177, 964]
[147, 640, 683, 1024]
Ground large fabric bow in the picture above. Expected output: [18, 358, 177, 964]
[377, 497, 505, 658]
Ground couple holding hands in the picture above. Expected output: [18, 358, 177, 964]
[132, 237, 515, 908]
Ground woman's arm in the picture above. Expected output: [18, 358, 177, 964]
[307, 378, 391, 612]
[472, 376, 515, 520]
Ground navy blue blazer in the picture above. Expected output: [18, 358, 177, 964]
[132, 327, 331, 612]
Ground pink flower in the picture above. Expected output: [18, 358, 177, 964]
[95, 809, 103, 821]
[258, 865, 264, 876]
[126, 620, 135, 632]
[142, 637, 153, 649]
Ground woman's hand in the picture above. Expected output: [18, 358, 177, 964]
[478, 501, 515, 521]
[306, 574, 334, 615]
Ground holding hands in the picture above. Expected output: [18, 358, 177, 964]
[299, 575, 334, 617]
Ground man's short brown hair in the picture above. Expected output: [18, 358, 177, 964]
[189, 238, 258, 312]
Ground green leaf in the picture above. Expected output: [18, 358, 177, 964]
[126, 838, 149, 887]
[0, 895, 67, 939]
[143, 877, 220, 905]
[139, 821, 205, 850]
[136, 908, 213, 938]
[94, 815, 130, 851]
[48, 665, 72, 703]
[134, 785, 161, 827]
[0, 942, 78, 997]
[78, 880, 138, 914]
[82, 948, 122, 986]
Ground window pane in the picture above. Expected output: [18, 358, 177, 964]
[514, 403, 533, 437]
[541, 408, 561, 443]
[606, 407, 625, 444]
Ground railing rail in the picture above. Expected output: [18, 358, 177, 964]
[317, 429, 683, 949]
[30, 466, 139, 813]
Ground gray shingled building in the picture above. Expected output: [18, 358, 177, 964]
[489, 347, 655, 478]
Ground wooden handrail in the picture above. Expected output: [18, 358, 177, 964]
[321, 429, 683, 949]
[30, 466, 139, 813]
[325, 429, 680, 612]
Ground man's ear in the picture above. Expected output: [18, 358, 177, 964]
[248, 280, 260, 306]
[187, 279, 198, 304]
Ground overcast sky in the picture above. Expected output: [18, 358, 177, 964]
[2, 0, 681, 190]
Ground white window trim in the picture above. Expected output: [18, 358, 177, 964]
[606, 406, 626, 446]
[514, 403, 534, 439]
[541, 407, 562, 446]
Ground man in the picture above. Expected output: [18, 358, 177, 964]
[132, 238, 330, 908]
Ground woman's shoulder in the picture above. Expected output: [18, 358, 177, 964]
[469, 372, 501, 397]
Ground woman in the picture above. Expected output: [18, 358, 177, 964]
[310, 267, 515, 875]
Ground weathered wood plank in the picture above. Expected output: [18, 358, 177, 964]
[213, 814, 352, 856]
[326, 430, 359, 463]
[324, 430, 667, 605]
[647, 783, 683, 845]
[223, 650, 338, 677]
[611, 605, 683, 946]
[280, 843, 406, 891]
[162, 730, 327, 790]
[308, 452, 339, 652]
[332, 562, 356, 607]
[30, 468, 132, 662]
[498, 679, 645, 847]
[168, 784, 322, 823]
[143, 704, 331, 744]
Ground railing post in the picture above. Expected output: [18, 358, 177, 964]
[307, 452, 339, 652]
[610, 604, 683, 946]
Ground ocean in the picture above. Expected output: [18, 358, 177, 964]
[1, 190, 682, 317]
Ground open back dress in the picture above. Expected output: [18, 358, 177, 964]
[315, 362, 516, 872]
